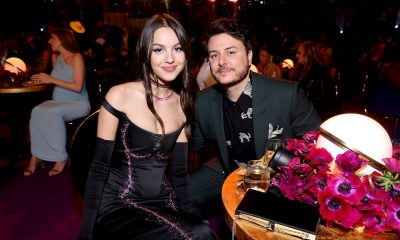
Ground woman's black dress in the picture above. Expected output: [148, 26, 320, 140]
[81, 100, 216, 240]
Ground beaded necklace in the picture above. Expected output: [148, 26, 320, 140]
[150, 79, 173, 101]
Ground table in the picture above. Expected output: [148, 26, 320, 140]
[221, 168, 399, 240]
[0, 84, 52, 159]
[0, 84, 51, 94]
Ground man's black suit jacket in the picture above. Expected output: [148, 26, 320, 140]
[192, 71, 321, 174]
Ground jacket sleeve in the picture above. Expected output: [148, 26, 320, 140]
[171, 142, 192, 212]
[77, 137, 114, 240]
[290, 84, 321, 137]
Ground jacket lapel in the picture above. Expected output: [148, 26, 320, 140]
[210, 89, 230, 171]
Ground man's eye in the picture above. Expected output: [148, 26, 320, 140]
[209, 54, 217, 59]
[228, 51, 236, 55]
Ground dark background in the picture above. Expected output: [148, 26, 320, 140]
[1, 0, 399, 39]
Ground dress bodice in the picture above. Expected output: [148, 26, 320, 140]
[101, 100, 183, 206]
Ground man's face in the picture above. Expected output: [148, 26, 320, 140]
[207, 33, 252, 87]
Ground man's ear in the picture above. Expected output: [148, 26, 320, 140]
[248, 49, 253, 65]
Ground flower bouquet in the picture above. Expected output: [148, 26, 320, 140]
[271, 131, 400, 234]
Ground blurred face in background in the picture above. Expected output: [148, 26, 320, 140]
[48, 34, 61, 51]
[258, 49, 271, 65]
[296, 45, 305, 64]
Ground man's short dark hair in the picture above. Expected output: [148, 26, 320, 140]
[204, 18, 252, 53]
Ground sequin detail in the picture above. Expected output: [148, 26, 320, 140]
[119, 122, 192, 240]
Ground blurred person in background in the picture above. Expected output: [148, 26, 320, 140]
[289, 40, 336, 120]
[257, 45, 282, 79]
[24, 28, 90, 177]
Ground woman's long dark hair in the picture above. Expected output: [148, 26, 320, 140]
[128, 13, 196, 143]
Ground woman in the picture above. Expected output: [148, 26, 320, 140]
[24, 28, 90, 176]
[289, 40, 336, 120]
[78, 14, 216, 240]
[256, 45, 282, 79]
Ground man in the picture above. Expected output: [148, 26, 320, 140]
[189, 18, 321, 218]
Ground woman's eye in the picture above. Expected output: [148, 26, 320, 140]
[175, 47, 183, 52]
[153, 48, 163, 53]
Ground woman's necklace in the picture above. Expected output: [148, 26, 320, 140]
[150, 78, 170, 89]
[153, 90, 174, 101]
[150, 79, 173, 101]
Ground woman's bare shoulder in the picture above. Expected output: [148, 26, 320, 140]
[106, 81, 144, 109]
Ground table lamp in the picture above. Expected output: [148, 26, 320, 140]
[316, 113, 393, 175]
[4, 57, 26, 74]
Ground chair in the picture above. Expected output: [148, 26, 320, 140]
[69, 109, 99, 195]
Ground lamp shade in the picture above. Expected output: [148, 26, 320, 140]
[70, 21, 85, 34]
[316, 113, 392, 175]
[4, 57, 27, 74]
[250, 64, 258, 73]
[281, 59, 294, 69]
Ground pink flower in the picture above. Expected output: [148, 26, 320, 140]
[303, 131, 319, 142]
[287, 157, 313, 174]
[327, 174, 366, 204]
[306, 148, 333, 172]
[340, 207, 363, 228]
[362, 210, 391, 234]
[389, 186, 400, 203]
[356, 175, 387, 211]
[383, 158, 400, 173]
[335, 150, 367, 174]
[285, 138, 307, 156]
[318, 189, 350, 222]
[307, 172, 328, 197]
[387, 201, 400, 230]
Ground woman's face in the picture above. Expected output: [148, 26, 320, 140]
[150, 27, 185, 83]
[48, 34, 61, 51]
[296, 45, 305, 64]
[258, 49, 270, 65]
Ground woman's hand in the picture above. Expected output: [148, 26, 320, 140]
[31, 73, 52, 84]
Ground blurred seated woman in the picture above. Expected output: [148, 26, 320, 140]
[24, 28, 90, 177]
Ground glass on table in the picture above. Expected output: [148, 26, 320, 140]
[243, 160, 270, 193]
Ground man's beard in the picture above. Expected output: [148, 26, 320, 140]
[212, 64, 250, 88]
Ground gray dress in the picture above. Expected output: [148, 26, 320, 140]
[29, 55, 91, 162]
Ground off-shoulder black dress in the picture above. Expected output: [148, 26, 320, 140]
[79, 100, 216, 240]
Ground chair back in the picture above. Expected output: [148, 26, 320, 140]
[69, 109, 99, 195]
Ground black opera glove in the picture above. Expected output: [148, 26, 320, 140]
[77, 138, 115, 240]
[171, 142, 192, 213]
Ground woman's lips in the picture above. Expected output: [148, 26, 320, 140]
[162, 66, 177, 72]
